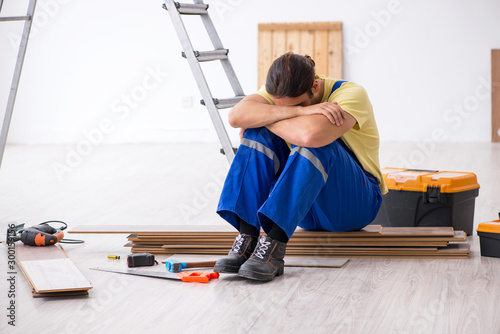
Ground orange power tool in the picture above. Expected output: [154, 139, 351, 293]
[8, 222, 65, 246]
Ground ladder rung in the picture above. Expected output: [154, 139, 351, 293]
[0, 15, 31, 22]
[173, 2, 208, 15]
[220, 147, 238, 156]
[200, 96, 245, 109]
[182, 49, 229, 62]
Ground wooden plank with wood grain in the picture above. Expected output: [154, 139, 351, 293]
[258, 29, 272, 89]
[314, 30, 329, 76]
[299, 30, 315, 57]
[258, 22, 343, 88]
[286, 30, 301, 52]
[492, 49, 500, 142]
[20, 258, 92, 293]
[259, 22, 342, 31]
[328, 29, 343, 78]
[272, 30, 287, 61]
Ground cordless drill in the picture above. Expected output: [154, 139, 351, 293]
[7, 223, 65, 246]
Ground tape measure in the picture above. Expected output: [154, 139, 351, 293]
[127, 253, 158, 267]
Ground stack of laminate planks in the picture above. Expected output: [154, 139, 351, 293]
[69, 224, 471, 259]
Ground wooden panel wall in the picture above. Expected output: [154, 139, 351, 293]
[492, 49, 500, 142]
[258, 22, 343, 88]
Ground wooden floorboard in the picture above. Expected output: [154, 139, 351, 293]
[9, 243, 93, 296]
[20, 259, 93, 293]
[0, 142, 499, 333]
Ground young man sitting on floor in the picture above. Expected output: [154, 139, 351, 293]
[214, 52, 387, 281]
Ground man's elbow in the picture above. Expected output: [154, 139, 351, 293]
[228, 108, 242, 128]
[301, 136, 330, 148]
[298, 129, 332, 148]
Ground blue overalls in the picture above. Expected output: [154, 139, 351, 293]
[217, 81, 383, 239]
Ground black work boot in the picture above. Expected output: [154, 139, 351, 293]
[213, 234, 258, 273]
[237, 235, 287, 282]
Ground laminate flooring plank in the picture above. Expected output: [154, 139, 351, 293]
[292, 241, 450, 247]
[162, 244, 231, 249]
[159, 241, 451, 249]
[20, 258, 93, 293]
[13, 243, 68, 261]
[381, 226, 455, 237]
[163, 254, 349, 268]
[131, 247, 470, 258]
[31, 290, 89, 298]
[131, 234, 464, 244]
[293, 224, 383, 236]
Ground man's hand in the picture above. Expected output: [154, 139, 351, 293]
[239, 128, 246, 142]
[301, 102, 347, 126]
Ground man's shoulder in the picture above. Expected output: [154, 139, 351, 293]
[324, 77, 365, 90]
[256, 85, 275, 105]
[325, 78, 368, 101]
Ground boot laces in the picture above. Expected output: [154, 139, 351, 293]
[230, 234, 244, 254]
[254, 236, 271, 259]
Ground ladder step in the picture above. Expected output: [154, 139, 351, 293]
[0, 15, 31, 22]
[220, 147, 238, 156]
[172, 2, 208, 15]
[182, 49, 229, 62]
[201, 96, 245, 109]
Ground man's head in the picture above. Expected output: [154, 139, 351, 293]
[265, 52, 322, 107]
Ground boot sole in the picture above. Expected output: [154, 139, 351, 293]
[213, 264, 241, 274]
[237, 266, 284, 282]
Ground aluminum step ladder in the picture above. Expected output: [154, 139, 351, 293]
[163, 0, 245, 164]
[0, 0, 37, 167]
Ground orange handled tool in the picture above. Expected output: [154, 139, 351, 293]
[8, 223, 65, 246]
[177, 272, 219, 283]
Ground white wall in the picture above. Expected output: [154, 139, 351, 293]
[0, 0, 499, 145]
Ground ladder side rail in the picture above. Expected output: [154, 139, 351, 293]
[164, 0, 235, 163]
[0, 0, 37, 167]
[193, 0, 244, 97]
[0, 0, 4, 13]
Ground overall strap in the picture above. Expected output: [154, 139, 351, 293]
[329, 80, 347, 97]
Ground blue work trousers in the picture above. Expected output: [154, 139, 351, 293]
[217, 127, 382, 239]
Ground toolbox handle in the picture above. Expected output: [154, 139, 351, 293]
[406, 168, 439, 173]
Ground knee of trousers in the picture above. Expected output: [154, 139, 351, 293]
[290, 144, 338, 174]
[243, 127, 275, 144]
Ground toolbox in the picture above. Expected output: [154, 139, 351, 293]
[371, 168, 480, 235]
[477, 220, 500, 258]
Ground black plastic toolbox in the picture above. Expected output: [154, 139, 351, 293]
[371, 168, 480, 235]
[477, 220, 500, 258]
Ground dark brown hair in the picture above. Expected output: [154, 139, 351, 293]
[265, 52, 316, 98]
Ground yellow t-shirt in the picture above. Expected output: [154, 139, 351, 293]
[256, 75, 388, 194]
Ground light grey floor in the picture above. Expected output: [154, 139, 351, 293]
[1, 142, 499, 334]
